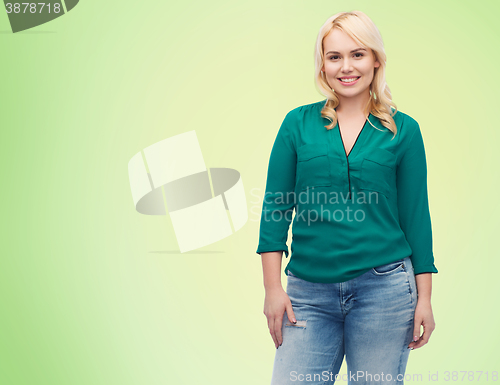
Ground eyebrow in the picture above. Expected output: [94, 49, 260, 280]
[325, 48, 367, 55]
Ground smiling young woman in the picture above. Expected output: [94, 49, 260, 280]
[257, 10, 438, 385]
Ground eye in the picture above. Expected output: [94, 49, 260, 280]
[328, 53, 364, 60]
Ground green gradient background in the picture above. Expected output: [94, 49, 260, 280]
[1, 1, 498, 384]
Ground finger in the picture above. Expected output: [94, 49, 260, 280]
[408, 321, 422, 348]
[287, 303, 296, 325]
[411, 325, 434, 350]
[275, 316, 283, 346]
[413, 323, 421, 345]
[411, 336, 427, 349]
[408, 336, 420, 349]
[268, 318, 278, 348]
[416, 324, 433, 347]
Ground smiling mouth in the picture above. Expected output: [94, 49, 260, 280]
[338, 76, 361, 83]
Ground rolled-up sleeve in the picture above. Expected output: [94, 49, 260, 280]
[396, 118, 438, 275]
[256, 112, 297, 258]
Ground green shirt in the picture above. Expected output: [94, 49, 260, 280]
[256, 99, 438, 283]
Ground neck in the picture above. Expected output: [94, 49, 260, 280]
[335, 90, 371, 116]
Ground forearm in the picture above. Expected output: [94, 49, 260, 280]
[415, 272, 432, 303]
[261, 251, 283, 291]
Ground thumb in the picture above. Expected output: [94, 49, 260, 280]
[413, 323, 421, 342]
[286, 302, 296, 324]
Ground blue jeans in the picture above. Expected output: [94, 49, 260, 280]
[271, 256, 418, 384]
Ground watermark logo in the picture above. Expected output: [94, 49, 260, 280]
[128, 131, 247, 253]
[4, 0, 79, 33]
[249, 187, 380, 226]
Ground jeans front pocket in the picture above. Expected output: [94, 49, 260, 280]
[359, 148, 396, 199]
[296, 143, 332, 191]
[371, 259, 405, 276]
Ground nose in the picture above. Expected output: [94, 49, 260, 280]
[341, 58, 353, 72]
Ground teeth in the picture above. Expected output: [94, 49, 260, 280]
[340, 77, 359, 82]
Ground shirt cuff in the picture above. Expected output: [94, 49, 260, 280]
[413, 264, 438, 275]
[256, 243, 289, 258]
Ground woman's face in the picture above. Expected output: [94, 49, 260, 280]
[321, 28, 380, 101]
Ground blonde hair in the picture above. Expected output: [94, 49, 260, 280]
[314, 11, 398, 138]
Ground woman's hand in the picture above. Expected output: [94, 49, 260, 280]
[263, 286, 296, 349]
[408, 300, 435, 350]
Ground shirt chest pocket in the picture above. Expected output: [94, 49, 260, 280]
[296, 143, 332, 191]
[360, 148, 396, 198]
